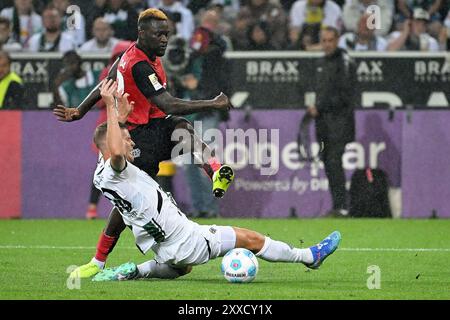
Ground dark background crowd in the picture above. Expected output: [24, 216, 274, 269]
[0, 0, 449, 54]
[1, 1, 449, 109]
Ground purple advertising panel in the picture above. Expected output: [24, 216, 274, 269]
[6, 110, 448, 218]
[21, 111, 112, 218]
[402, 111, 450, 218]
[174, 110, 403, 218]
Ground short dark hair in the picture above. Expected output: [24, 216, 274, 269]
[93, 122, 128, 148]
[62, 50, 82, 64]
[321, 26, 340, 39]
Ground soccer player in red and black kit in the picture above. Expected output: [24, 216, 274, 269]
[53, 9, 234, 278]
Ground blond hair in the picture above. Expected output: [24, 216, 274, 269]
[93, 122, 128, 149]
[138, 8, 168, 24]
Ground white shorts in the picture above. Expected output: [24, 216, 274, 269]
[151, 222, 236, 266]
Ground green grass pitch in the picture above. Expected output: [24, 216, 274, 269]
[0, 218, 449, 300]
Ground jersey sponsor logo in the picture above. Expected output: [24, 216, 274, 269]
[148, 73, 163, 91]
[209, 227, 217, 234]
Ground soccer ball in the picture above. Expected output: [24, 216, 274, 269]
[221, 248, 259, 283]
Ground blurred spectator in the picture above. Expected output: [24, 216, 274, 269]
[68, 0, 96, 17]
[289, 0, 343, 49]
[193, 3, 233, 49]
[0, 16, 22, 52]
[52, 0, 86, 47]
[397, 0, 442, 20]
[246, 21, 276, 50]
[308, 26, 356, 217]
[53, 50, 100, 107]
[241, 0, 288, 50]
[396, 0, 443, 39]
[0, 1, 14, 12]
[27, 7, 77, 52]
[127, 0, 146, 15]
[280, 0, 299, 12]
[159, 19, 196, 208]
[86, 0, 106, 39]
[163, 36, 195, 98]
[439, 0, 449, 19]
[445, 6, 450, 25]
[295, 23, 323, 50]
[150, 0, 194, 41]
[30, 0, 48, 13]
[79, 17, 119, 52]
[205, 0, 239, 40]
[387, 8, 439, 51]
[160, 14, 193, 98]
[184, 0, 209, 15]
[183, 9, 230, 218]
[189, 9, 230, 100]
[87, 0, 139, 41]
[342, 0, 394, 36]
[282, 0, 346, 11]
[210, 0, 240, 12]
[207, 0, 240, 23]
[438, 8, 449, 50]
[230, 7, 252, 50]
[0, 51, 24, 109]
[339, 13, 388, 51]
[0, 0, 42, 47]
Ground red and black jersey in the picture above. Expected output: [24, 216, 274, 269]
[117, 43, 168, 127]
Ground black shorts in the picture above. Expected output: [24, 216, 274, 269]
[129, 116, 188, 178]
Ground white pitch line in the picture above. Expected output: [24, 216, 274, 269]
[0, 245, 134, 250]
[339, 248, 450, 252]
[0, 245, 450, 252]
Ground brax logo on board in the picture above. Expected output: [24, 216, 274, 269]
[356, 60, 383, 82]
[414, 60, 450, 82]
[11, 61, 49, 83]
[246, 60, 299, 83]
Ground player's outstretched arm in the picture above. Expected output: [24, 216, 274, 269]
[101, 79, 134, 171]
[150, 91, 233, 115]
[52, 58, 120, 122]
[52, 81, 102, 122]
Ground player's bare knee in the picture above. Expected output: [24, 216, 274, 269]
[237, 228, 265, 252]
[247, 232, 265, 252]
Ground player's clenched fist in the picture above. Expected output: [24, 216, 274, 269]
[213, 92, 234, 111]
